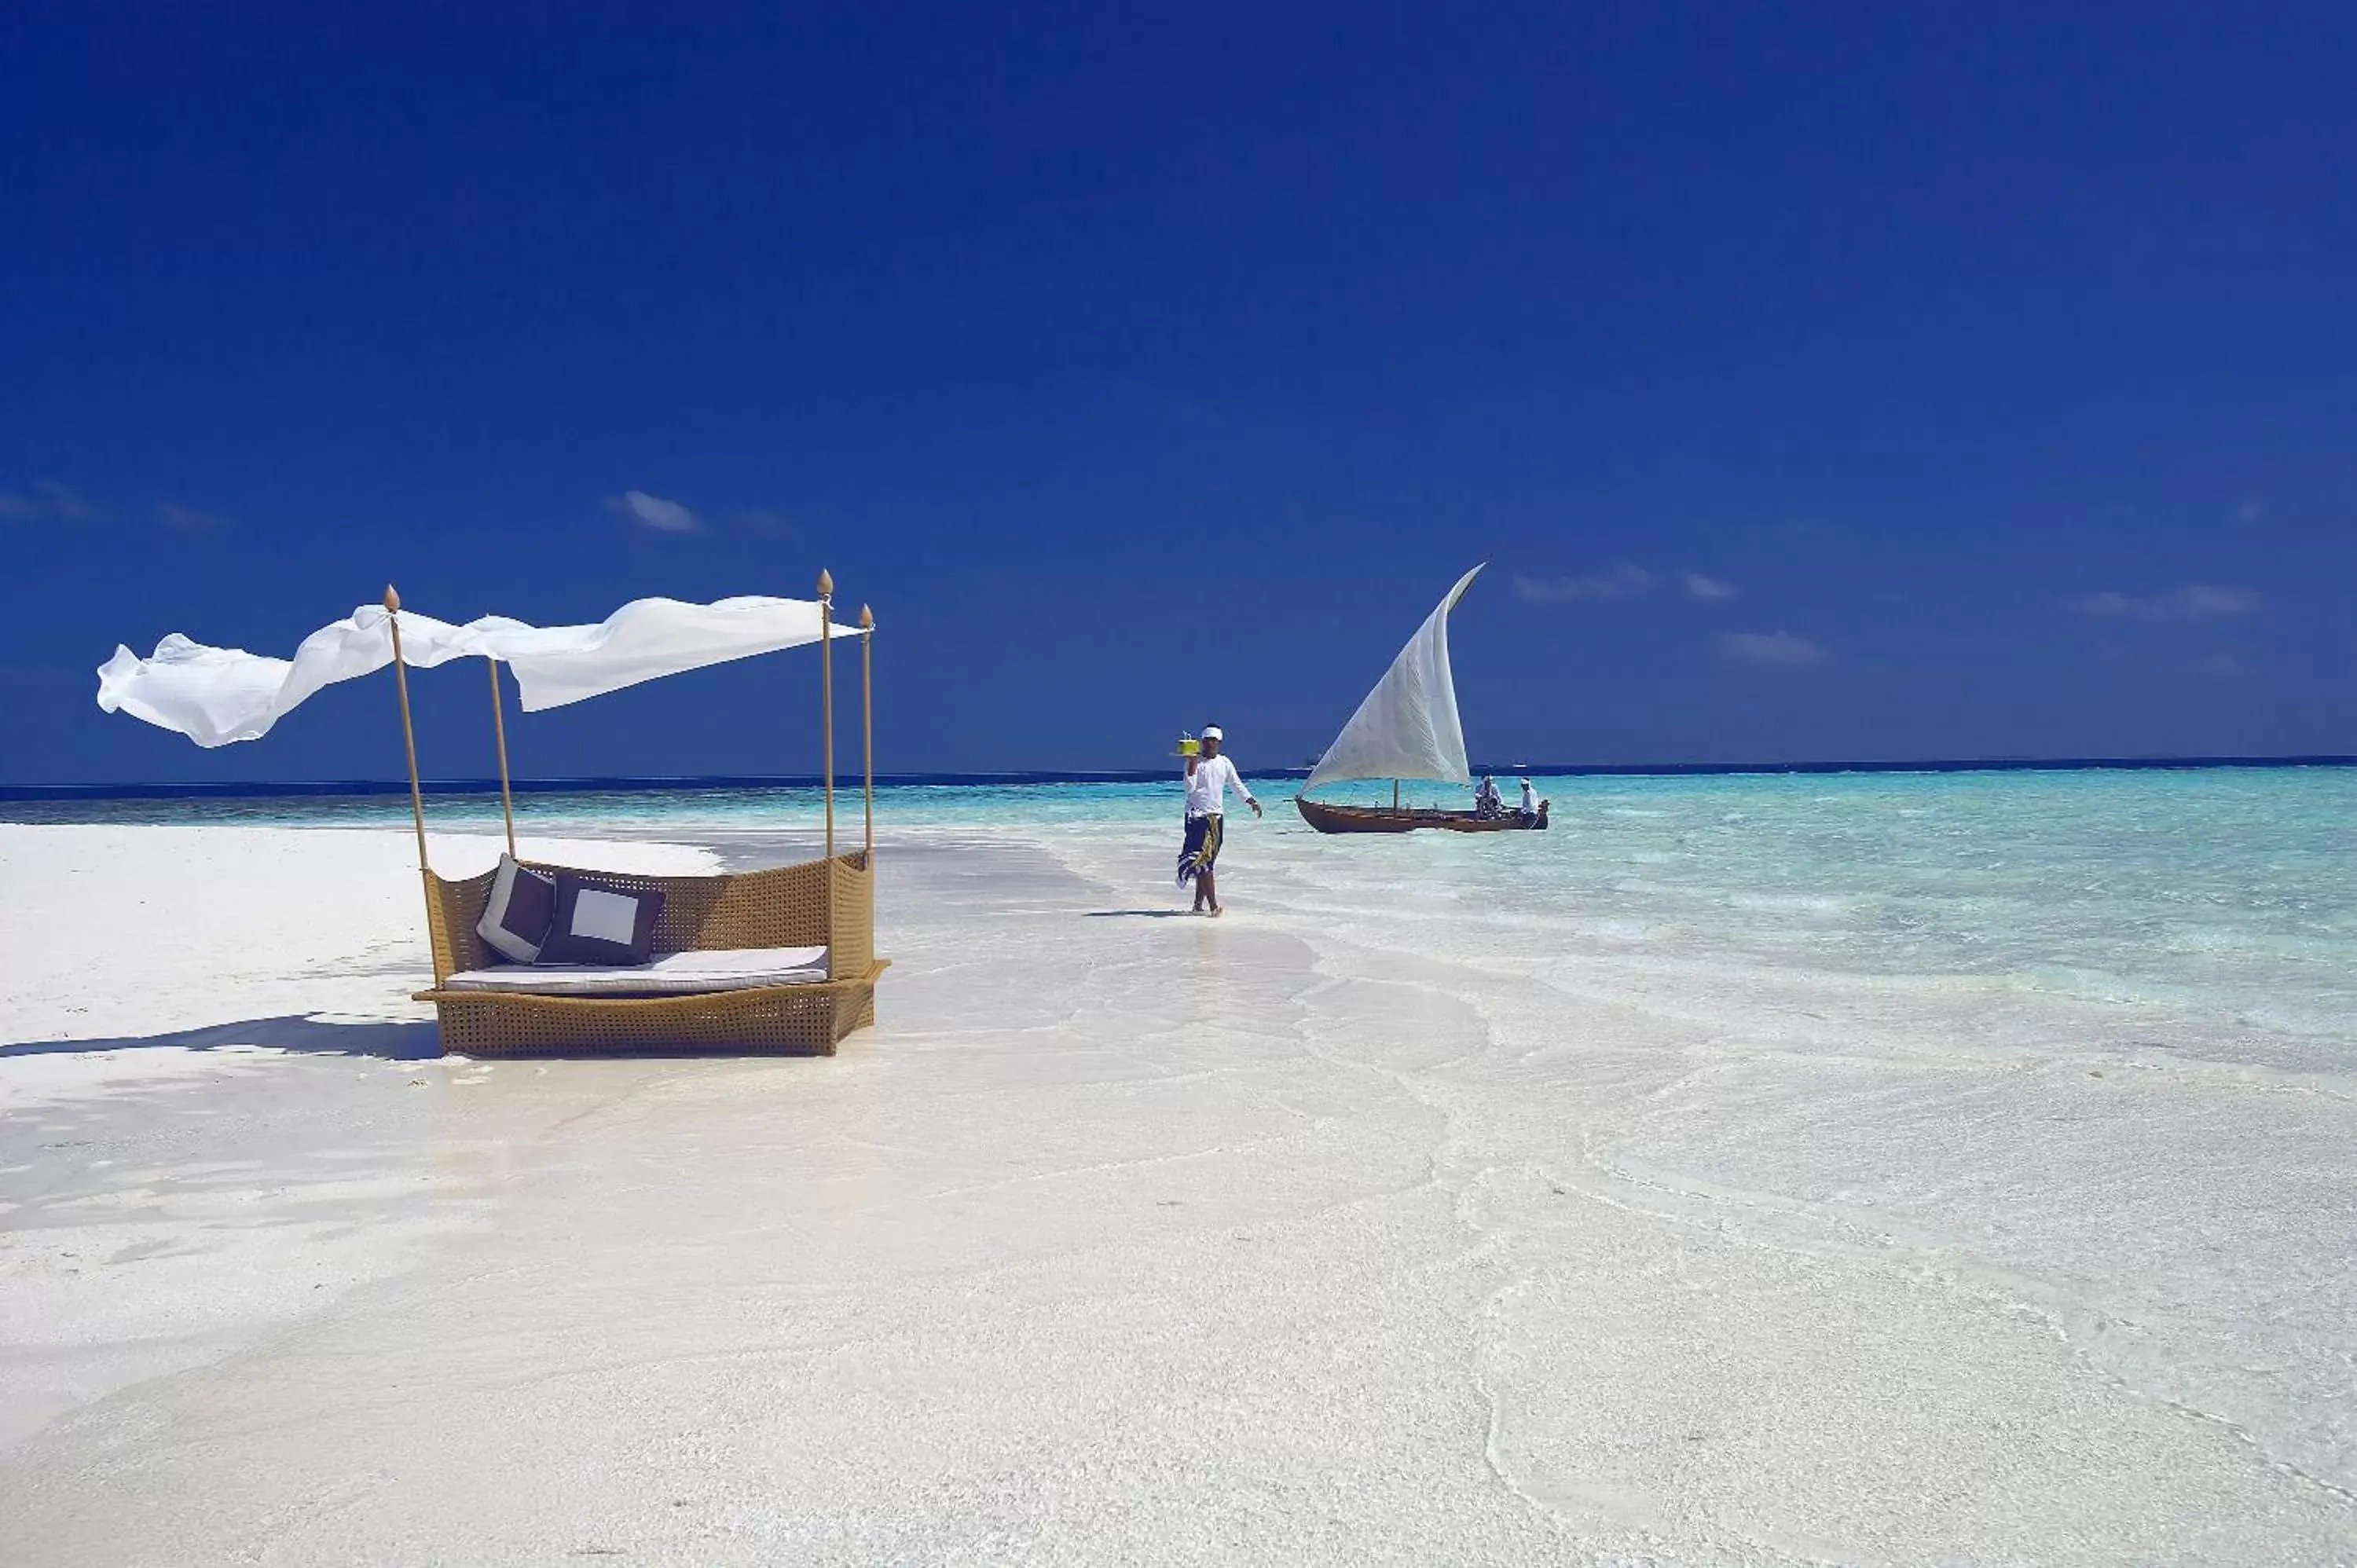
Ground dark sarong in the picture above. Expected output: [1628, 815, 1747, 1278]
[1176, 812, 1224, 885]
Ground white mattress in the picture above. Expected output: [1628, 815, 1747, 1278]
[442, 945, 831, 996]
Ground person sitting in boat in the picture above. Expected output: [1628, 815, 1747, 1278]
[1474, 775, 1504, 819]
[1517, 776, 1541, 825]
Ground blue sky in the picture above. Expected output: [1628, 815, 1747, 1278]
[5, 2, 2352, 784]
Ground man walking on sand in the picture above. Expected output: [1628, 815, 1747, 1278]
[1178, 726, 1262, 916]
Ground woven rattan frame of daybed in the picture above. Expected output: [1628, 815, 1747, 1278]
[371, 574, 889, 1057]
[411, 850, 887, 1057]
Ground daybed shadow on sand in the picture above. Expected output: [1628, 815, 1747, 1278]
[0, 1016, 443, 1062]
[0, 1018, 853, 1062]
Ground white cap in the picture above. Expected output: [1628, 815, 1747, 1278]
[1201, 726, 1223, 742]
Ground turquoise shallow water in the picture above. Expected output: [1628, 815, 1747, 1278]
[1009, 768, 2357, 1049]
[11, 768, 2355, 1046]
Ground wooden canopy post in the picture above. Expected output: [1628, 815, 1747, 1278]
[385, 586, 431, 876]
[859, 603, 875, 861]
[383, 586, 446, 986]
[818, 569, 835, 861]
[486, 657, 516, 858]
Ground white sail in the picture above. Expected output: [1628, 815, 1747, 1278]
[1303, 563, 1484, 793]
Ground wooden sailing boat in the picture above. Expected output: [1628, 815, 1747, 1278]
[1295, 563, 1549, 834]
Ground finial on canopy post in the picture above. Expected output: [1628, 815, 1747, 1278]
[859, 604, 875, 862]
[818, 570, 834, 861]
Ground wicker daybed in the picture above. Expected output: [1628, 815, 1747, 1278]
[99, 576, 889, 1057]
[378, 573, 888, 1057]
[411, 850, 885, 1056]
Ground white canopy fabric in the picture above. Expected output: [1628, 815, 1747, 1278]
[96, 603, 503, 749]
[1303, 563, 1483, 793]
[472, 595, 858, 713]
[96, 595, 864, 748]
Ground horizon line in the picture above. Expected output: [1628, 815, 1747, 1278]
[3, 753, 2353, 803]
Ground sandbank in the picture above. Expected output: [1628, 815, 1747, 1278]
[1, 819, 2352, 1565]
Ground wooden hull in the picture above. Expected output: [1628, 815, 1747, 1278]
[1296, 797, 1549, 835]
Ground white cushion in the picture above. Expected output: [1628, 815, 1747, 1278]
[569, 886, 642, 946]
[440, 946, 830, 997]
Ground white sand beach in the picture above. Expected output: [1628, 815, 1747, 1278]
[3, 816, 2354, 1566]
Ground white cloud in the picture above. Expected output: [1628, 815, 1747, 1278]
[2236, 500, 2264, 525]
[0, 478, 101, 523]
[1512, 564, 1656, 603]
[607, 489, 702, 533]
[1516, 563, 1743, 606]
[1721, 630, 1827, 666]
[153, 500, 228, 532]
[2069, 584, 2260, 623]
[3, 482, 233, 531]
[40, 479, 98, 520]
[2196, 653, 2250, 678]
[731, 507, 793, 536]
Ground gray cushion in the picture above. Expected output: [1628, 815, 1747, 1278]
[475, 854, 556, 964]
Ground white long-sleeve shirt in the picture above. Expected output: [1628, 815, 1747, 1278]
[1183, 755, 1253, 819]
